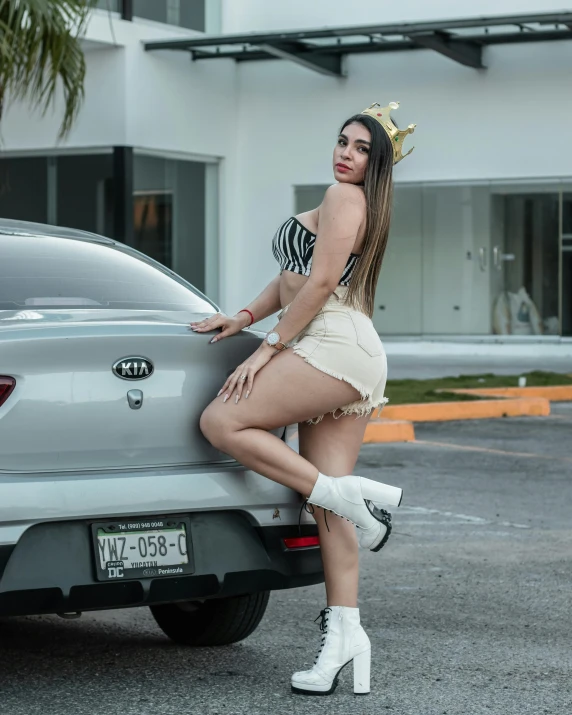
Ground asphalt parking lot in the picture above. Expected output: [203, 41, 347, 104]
[1, 405, 571, 715]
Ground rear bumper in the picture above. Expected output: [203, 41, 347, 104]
[0, 512, 323, 617]
[0, 459, 309, 539]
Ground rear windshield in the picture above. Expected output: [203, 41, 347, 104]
[0, 234, 215, 312]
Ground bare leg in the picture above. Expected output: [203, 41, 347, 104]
[200, 349, 363, 496]
[298, 412, 370, 608]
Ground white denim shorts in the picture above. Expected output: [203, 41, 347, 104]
[280, 286, 388, 425]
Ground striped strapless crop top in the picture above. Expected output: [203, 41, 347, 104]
[272, 216, 359, 286]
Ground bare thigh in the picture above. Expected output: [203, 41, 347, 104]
[201, 348, 362, 433]
[298, 411, 370, 476]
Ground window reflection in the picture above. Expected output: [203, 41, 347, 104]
[491, 192, 559, 336]
[134, 191, 173, 269]
[133, 154, 206, 292]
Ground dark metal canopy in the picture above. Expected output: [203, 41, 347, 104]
[144, 12, 572, 75]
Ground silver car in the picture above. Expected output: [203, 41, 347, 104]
[0, 219, 323, 645]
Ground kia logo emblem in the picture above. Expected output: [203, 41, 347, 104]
[112, 356, 154, 380]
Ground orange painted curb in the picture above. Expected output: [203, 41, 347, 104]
[382, 397, 550, 423]
[446, 385, 572, 401]
[363, 418, 415, 443]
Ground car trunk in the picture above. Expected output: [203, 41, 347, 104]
[0, 310, 265, 473]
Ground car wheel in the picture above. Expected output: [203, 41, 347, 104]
[150, 591, 270, 646]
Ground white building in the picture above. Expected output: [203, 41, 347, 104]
[2, 0, 572, 341]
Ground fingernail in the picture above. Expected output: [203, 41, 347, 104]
[217, 389, 222, 396]
[210, 337, 217, 343]
[223, 394, 228, 403]
[235, 395, 239, 404]
[245, 391, 250, 399]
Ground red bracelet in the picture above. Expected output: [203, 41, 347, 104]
[238, 309, 254, 326]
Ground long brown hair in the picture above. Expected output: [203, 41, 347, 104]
[340, 114, 394, 317]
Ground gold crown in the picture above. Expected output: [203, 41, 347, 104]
[361, 101, 416, 164]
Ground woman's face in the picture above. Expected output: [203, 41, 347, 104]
[332, 121, 371, 185]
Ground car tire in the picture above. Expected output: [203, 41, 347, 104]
[150, 591, 270, 646]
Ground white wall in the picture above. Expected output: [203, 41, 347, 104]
[1, 45, 127, 150]
[1, 12, 238, 158]
[223, 0, 572, 32]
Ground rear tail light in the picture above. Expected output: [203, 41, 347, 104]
[0, 377, 16, 407]
[283, 535, 320, 550]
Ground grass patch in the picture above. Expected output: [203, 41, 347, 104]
[385, 371, 572, 405]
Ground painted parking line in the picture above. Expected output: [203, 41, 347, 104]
[413, 439, 572, 464]
[399, 505, 530, 530]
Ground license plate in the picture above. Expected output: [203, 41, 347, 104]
[91, 516, 194, 581]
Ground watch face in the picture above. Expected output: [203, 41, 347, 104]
[266, 331, 280, 345]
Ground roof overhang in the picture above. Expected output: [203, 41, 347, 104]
[144, 12, 572, 76]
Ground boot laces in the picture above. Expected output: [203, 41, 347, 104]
[299, 500, 331, 533]
[298, 499, 353, 535]
[313, 607, 332, 665]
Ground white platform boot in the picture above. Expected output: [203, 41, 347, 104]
[307, 473, 403, 551]
[291, 606, 371, 696]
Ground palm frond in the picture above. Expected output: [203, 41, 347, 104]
[0, 0, 99, 139]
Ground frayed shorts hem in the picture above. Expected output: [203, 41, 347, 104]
[292, 346, 389, 426]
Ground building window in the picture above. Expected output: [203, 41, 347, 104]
[0, 150, 218, 303]
[95, 0, 120, 11]
[57, 154, 114, 236]
[133, 0, 205, 31]
[134, 190, 174, 269]
[133, 154, 206, 291]
[0, 157, 48, 223]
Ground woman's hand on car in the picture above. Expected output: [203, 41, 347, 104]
[218, 344, 276, 403]
[190, 311, 279, 402]
[190, 312, 249, 342]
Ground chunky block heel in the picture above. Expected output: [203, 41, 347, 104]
[292, 606, 372, 696]
[307, 473, 403, 551]
[360, 479, 403, 508]
[353, 648, 371, 695]
[365, 506, 392, 552]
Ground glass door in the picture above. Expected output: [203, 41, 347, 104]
[489, 189, 560, 336]
[561, 193, 572, 336]
[293, 181, 569, 337]
[374, 185, 423, 334]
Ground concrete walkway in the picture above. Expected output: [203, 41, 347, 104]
[383, 338, 572, 379]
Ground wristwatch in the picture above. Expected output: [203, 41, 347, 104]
[265, 331, 288, 352]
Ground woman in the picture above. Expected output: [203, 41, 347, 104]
[192, 101, 416, 696]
